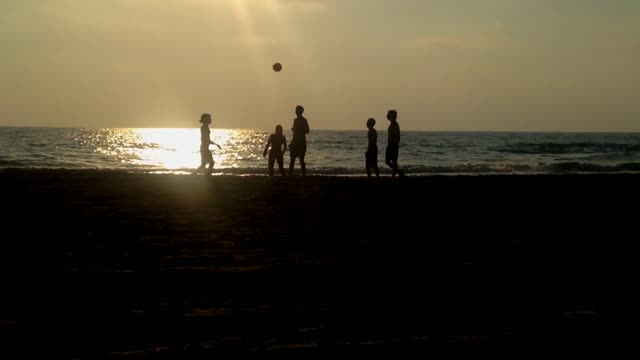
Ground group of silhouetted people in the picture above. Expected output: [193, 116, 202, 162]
[263, 105, 310, 176]
[365, 110, 405, 177]
[197, 106, 404, 177]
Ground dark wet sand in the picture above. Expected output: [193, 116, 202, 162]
[1, 170, 634, 357]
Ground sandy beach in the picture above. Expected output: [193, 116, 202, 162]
[1, 170, 634, 356]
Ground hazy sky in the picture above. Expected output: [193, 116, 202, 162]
[1, 0, 639, 130]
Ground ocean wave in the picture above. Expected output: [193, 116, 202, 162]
[128, 142, 161, 150]
[0, 159, 24, 167]
[3, 162, 640, 175]
[547, 162, 640, 172]
[167, 162, 640, 175]
[400, 162, 640, 174]
[491, 142, 640, 155]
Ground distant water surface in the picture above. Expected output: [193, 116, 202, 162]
[1, 128, 639, 174]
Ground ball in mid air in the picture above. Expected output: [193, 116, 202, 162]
[273, 62, 283, 72]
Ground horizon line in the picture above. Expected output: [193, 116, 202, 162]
[1, 125, 640, 134]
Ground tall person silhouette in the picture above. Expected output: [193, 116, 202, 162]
[385, 110, 405, 177]
[365, 118, 380, 177]
[197, 113, 221, 175]
[289, 105, 310, 176]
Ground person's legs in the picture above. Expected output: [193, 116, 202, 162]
[198, 153, 207, 173]
[385, 159, 397, 177]
[268, 154, 276, 176]
[396, 162, 404, 177]
[289, 155, 296, 176]
[276, 154, 285, 176]
[204, 151, 214, 175]
[385, 146, 393, 174]
[385, 146, 400, 177]
[300, 154, 306, 176]
[391, 149, 404, 177]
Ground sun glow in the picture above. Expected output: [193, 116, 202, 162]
[132, 128, 235, 170]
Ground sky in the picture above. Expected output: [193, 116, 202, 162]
[1, 0, 639, 131]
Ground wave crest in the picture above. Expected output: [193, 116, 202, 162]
[491, 142, 640, 155]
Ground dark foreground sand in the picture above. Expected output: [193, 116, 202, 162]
[0, 170, 636, 357]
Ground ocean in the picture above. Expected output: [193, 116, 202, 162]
[1, 127, 639, 175]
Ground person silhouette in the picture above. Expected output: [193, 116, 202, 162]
[365, 118, 380, 177]
[196, 113, 221, 175]
[385, 110, 405, 177]
[289, 105, 310, 176]
[263, 125, 288, 176]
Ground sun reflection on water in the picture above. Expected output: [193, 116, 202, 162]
[103, 128, 266, 172]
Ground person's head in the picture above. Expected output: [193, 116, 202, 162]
[367, 118, 376, 129]
[200, 113, 212, 125]
[275, 125, 283, 135]
[387, 110, 397, 122]
[295, 105, 304, 117]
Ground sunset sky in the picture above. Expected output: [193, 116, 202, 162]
[1, 0, 639, 130]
